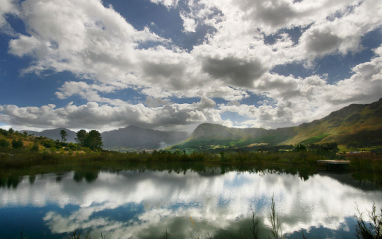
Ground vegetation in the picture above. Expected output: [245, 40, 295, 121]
[60, 129, 68, 142]
[269, 195, 285, 239]
[348, 152, 382, 174]
[355, 204, 382, 239]
[299, 134, 330, 144]
[1, 128, 382, 175]
[75, 129, 103, 150]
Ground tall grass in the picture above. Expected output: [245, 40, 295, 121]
[269, 195, 285, 239]
[355, 203, 382, 239]
[348, 152, 382, 174]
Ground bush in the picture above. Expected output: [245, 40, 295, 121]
[30, 142, 39, 152]
[11, 139, 23, 149]
[0, 139, 10, 148]
[0, 128, 8, 136]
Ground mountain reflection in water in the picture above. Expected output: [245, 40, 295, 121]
[0, 167, 381, 238]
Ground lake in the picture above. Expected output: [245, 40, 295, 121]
[0, 165, 381, 238]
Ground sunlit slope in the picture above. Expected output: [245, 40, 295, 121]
[282, 98, 382, 145]
[172, 123, 297, 149]
[173, 98, 382, 149]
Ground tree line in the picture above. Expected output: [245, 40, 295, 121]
[0, 128, 103, 152]
[59, 129, 103, 150]
[74, 129, 103, 150]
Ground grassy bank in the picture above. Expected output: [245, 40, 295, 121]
[347, 152, 382, 174]
[1, 147, 382, 174]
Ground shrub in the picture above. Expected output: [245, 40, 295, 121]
[11, 139, 23, 149]
[0, 139, 10, 148]
[30, 142, 39, 152]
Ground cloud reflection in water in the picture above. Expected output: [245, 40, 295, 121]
[0, 170, 381, 238]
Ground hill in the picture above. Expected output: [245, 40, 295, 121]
[172, 98, 382, 150]
[284, 98, 382, 146]
[101, 125, 188, 151]
[27, 128, 77, 143]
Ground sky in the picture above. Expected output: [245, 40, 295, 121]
[0, 0, 381, 133]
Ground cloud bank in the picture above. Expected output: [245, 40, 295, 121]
[0, 0, 381, 131]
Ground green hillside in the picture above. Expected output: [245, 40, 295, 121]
[283, 98, 382, 146]
[172, 98, 382, 151]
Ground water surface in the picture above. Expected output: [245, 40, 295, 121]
[0, 167, 381, 238]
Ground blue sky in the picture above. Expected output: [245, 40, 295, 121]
[0, 0, 381, 132]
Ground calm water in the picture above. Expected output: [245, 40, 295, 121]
[0, 167, 381, 239]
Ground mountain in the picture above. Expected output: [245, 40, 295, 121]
[101, 125, 189, 151]
[172, 98, 382, 150]
[171, 123, 297, 150]
[26, 128, 77, 143]
[26, 126, 189, 151]
[23, 99, 382, 151]
[283, 98, 382, 146]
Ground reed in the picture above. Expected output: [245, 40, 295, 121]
[269, 195, 285, 239]
[355, 203, 382, 239]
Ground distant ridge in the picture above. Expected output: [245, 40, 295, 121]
[26, 128, 77, 143]
[26, 126, 189, 151]
[101, 125, 188, 151]
[172, 98, 382, 150]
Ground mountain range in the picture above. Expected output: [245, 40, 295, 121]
[26, 126, 189, 151]
[101, 125, 188, 151]
[171, 98, 382, 150]
[25, 98, 382, 151]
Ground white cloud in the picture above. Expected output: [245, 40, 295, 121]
[145, 97, 171, 107]
[1, 0, 381, 131]
[150, 0, 179, 9]
[0, 100, 229, 132]
[217, 44, 382, 128]
[0, 0, 19, 35]
[180, 12, 197, 33]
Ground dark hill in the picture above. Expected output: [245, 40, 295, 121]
[101, 125, 188, 151]
[26, 128, 76, 143]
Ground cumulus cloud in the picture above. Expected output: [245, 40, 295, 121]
[0, 0, 19, 35]
[180, 12, 197, 33]
[202, 57, 267, 88]
[218, 44, 382, 128]
[1, 0, 381, 131]
[8, 0, 167, 84]
[0, 100, 229, 132]
[145, 97, 171, 107]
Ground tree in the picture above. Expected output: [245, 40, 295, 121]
[60, 130, 68, 142]
[75, 130, 88, 147]
[293, 144, 306, 152]
[85, 130, 103, 150]
[11, 139, 23, 149]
